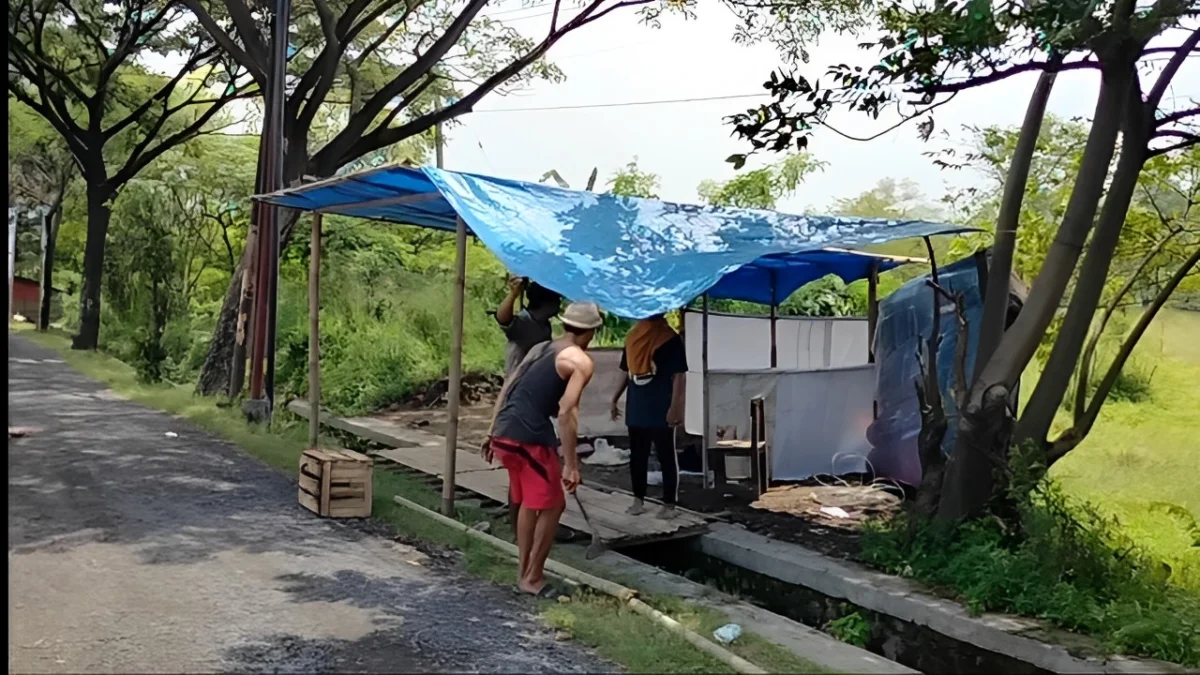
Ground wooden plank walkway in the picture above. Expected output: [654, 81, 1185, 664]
[288, 399, 709, 547]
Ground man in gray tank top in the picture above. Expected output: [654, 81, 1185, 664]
[483, 301, 603, 598]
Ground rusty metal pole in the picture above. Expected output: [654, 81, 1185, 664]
[244, 0, 291, 423]
[441, 215, 469, 516]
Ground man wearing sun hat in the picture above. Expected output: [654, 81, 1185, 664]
[482, 301, 604, 598]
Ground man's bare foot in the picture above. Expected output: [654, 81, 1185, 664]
[517, 578, 545, 595]
[518, 578, 564, 599]
[626, 499, 647, 516]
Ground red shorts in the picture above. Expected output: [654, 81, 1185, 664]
[490, 437, 565, 511]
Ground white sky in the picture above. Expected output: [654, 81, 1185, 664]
[196, 4, 1197, 215]
[443, 3, 1199, 215]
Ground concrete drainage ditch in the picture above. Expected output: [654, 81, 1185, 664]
[622, 539, 1046, 674]
[619, 524, 1190, 675]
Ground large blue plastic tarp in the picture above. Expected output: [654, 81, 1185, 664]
[257, 166, 975, 318]
[866, 255, 987, 486]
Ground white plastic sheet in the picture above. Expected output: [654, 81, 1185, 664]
[682, 311, 870, 435]
[699, 367, 874, 481]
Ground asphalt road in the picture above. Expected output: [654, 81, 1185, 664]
[7, 335, 615, 674]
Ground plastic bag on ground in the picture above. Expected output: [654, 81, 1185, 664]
[712, 623, 742, 644]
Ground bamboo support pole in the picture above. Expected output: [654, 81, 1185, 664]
[626, 598, 765, 674]
[867, 260, 879, 364]
[701, 293, 711, 489]
[307, 212, 322, 448]
[442, 215, 468, 516]
[769, 271, 778, 369]
[391, 494, 766, 675]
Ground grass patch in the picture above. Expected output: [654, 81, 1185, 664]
[542, 590, 823, 674]
[861, 489, 1200, 666]
[16, 325, 820, 673]
[1051, 309, 1200, 592]
[548, 546, 824, 673]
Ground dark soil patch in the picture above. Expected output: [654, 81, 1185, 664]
[583, 462, 868, 561]
[395, 373, 502, 409]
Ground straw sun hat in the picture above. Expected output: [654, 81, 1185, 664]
[559, 301, 604, 330]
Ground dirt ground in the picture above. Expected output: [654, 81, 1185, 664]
[584, 462, 899, 561]
[378, 401, 497, 450]
[7, 337, 615, 674]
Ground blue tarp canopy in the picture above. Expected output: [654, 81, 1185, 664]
[703, 249, 923, 305]
[256, 166, 975, 318]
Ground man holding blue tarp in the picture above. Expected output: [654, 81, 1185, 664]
[494, 275, 563, 379]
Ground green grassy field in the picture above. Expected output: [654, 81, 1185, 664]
[1049, 308, 1200, 590]
[12, 323, 821, 674]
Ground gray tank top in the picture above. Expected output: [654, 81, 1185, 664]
[492, 341, 568, 447]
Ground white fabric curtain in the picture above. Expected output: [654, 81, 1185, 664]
[699, 367, 874, 481]
[682, 311, 870, 435]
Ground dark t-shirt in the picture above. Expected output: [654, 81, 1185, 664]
[500, 310, 552, 379]
[620, 334, 688, 429]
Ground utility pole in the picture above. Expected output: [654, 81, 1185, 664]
[7, 185, 15, 327]
[244, 0, 292, 423]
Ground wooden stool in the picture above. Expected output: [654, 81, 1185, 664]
[708, 397, 770, 497]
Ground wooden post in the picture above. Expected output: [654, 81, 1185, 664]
[701, 293, 711, 489]
[307, 213, 322, 449]
[442, 215, 469, 516]
[867, 260, 879, 364]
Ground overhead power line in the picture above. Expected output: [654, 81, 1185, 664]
[471, 92, 770, 113]
[208, 91, 774, 138]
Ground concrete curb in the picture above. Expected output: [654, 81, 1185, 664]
[577, 546, 918, 675]
[696, 523, 1193, 674]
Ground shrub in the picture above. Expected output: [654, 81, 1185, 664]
[273, 262, 507, 414]
[860, 482, 1200, 665]
[824, 611, 871, 648]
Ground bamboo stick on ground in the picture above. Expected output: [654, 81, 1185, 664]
[392, 494, 765, 674]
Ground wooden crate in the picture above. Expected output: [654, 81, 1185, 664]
[298, 448, 373, 518]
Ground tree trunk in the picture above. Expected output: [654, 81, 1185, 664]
[72, 183, 113, 350]
[912, 288, 948, 519]
[194, 208, 300, 397]
[1073, 231, 1175, 420]
[195, 252, 248, 396]
[975, 69, 1059, 374]
[38, 201, 61, 331]
[1016, 86, 1149, 446]
[936, 60, 1134, 522]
